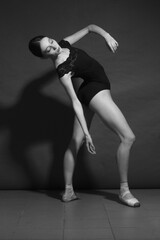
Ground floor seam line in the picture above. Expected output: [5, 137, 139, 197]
[102, 200, 117, 240]
[62, 202, 65, 240]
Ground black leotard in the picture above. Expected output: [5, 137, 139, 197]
[56, 40, 111, 105]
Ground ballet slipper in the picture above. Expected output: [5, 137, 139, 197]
[119, 190, 140, 207]
[62, 190, 79, 202]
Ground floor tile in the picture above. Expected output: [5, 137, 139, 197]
[109, 216, 152, 228]
[113, 226, 155, 240]
[13, 227, 63, 240]
[64, 200, 107, 220]
[65, 218, 110, 229]
[64, 228, 114, 240]
[0, 227, 16, 240]
[18, 207, 63, 229]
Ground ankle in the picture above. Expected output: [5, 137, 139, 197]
[65, 184, 73, 192]
[120, 182, 130, 194]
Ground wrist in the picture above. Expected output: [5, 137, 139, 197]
[85, 133, 90, 138]
[104, 32, 110, 39]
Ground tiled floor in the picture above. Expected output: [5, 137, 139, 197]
[0, 189, 160, 240]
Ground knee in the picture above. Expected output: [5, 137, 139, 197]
[122, 133, 136, 146]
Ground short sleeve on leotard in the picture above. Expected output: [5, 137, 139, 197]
[58, 39, 71, 49]
[56, 40, 77, 78]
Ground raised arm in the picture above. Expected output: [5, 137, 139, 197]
[59, 73, 96, 154]
[64, 24, 119, 53]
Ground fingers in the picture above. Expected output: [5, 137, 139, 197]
[86, 142, 96, 154]
[107, 38, 119, 53]
[85, 135, 96, 154]
[90, 143, 96, 154]
[111, 41, 119, 53]
[114, 39, 119, 46]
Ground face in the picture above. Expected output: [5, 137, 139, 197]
[40, 37, 61, 58]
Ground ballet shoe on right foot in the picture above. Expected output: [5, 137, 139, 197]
[62, 190, 79, 202]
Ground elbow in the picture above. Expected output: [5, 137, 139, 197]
[88, 24, 97, 32]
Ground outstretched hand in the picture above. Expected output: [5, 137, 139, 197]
[85, 134, 96, 154]
[105, 33, 119, 53]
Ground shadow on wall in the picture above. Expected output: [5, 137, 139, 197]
[0, 70, 83, 189]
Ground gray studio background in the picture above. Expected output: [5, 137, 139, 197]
[0, 0, 160, 189]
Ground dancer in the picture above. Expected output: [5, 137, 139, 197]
[29, 24, 140, 207]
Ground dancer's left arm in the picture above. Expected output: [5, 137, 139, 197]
[64, 24, 119, 53]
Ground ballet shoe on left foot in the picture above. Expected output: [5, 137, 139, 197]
[119, 190, 140, 207]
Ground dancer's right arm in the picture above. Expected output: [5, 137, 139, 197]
[59, 73, 96, 154]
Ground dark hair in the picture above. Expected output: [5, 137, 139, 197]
[28, 35, 45, 58]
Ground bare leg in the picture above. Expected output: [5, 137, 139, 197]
[89, 90, 140, 207]
[63, 136, 82, 187]
[63, 105, 94, 201]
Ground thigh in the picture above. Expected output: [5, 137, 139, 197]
[72, 104, 94, 141]
[89, 90, 135, 140]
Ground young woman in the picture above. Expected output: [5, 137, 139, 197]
[29, 24, 140, 207]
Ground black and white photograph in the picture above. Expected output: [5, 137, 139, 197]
[0, 0, 160, 239]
